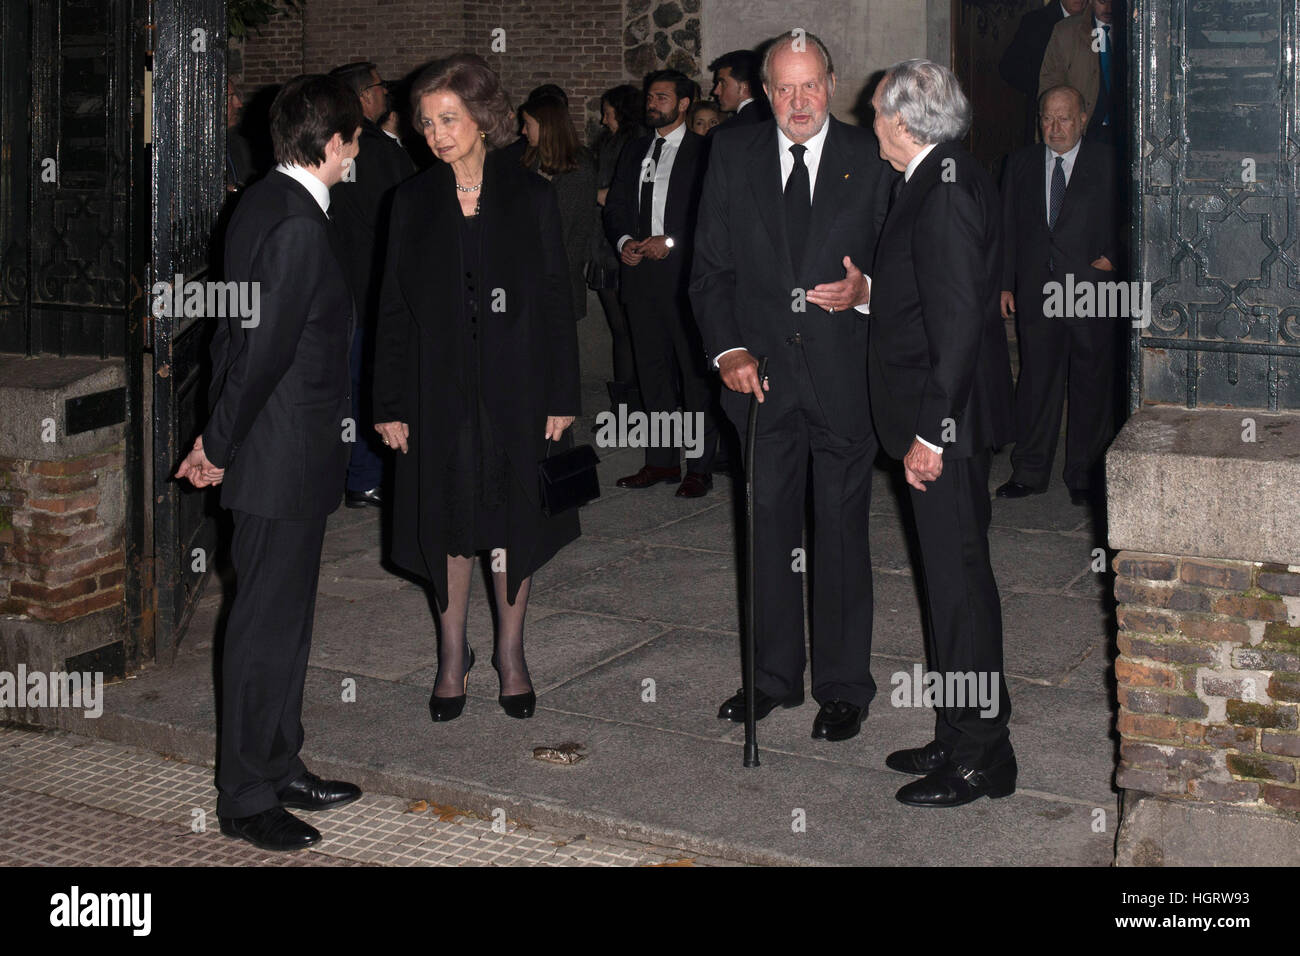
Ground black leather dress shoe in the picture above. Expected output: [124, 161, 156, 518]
[811, 700, 864, 741]
[276, 771, 362, 811]
[675, 472, 713, 498]
[717, 686, 804, 722]
[994, 481, 1043, 499]
[617, 465, 681, 489]
[885, 739, 952, 776]
[345, 486, 382, 509]
[220, 806, 321, 851]
[895, 756, 1017, 808]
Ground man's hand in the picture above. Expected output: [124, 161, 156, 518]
[1091, 255, 1115, 272]
[903, 438, 943, 492]
[375, 421, 410, 454]
[175, 436, 224, 488]
[1000, 290, 1016, 319]
[639, 236, 671, 260]
[620, 240, 645, 266]
[806, 256, 868, 312]
[718, 349, 768, 403]
[545, 416, 576, 440]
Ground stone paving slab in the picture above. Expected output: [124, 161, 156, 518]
[23, 433, 1121, 866]
[0, 727, 726, 866]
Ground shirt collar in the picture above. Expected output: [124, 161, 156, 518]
[776, 116, 830, 159]
[654, 121, 687, 147]
[904, 142, 938, 181]
[737, 97, 754, 113]
[275, 163, 331, 215]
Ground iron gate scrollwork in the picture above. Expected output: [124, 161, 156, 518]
[1132, 0, 1300, 411]
[149, 0, 226, 660]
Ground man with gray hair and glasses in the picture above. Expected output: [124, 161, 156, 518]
[868, 58, 1018, 807]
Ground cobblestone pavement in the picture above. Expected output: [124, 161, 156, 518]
[0, 726, 733, 866]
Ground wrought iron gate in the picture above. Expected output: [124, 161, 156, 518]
[148, 0, 226, 660]
[1132, 0, 1300, 411]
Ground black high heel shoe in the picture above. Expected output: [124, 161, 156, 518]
[428, 647, 475, 722]
[491, 655, 536, 719]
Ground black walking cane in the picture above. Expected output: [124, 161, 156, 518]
[743, 356, 769, 768]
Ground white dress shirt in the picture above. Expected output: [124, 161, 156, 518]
[275, 162, 331, 216]
[616, 121, 686, 253]
[1044, 138, 1082, 222]
[713, 118, 872, 368]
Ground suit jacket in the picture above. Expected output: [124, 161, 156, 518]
[603, 125, 708, 298]
[1001, 139, 1117, 323]
[372, 147, 580, 604]
[689, 116, 894, 438]
[1040, 11, 1124, 135]
[203, 170, 355, 518]
[868, 142, 1014, 460]
[714, 97, 773, 134]
[999, 0, 1066, 137]
[328, 118, 416, 323]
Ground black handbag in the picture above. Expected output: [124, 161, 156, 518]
[538, 439, 601, 516]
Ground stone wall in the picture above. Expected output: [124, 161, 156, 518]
[1114, 553, 1300, 814]
[0, 448, 126, 624]
[1107, 405, 1300, 864]
[235, 0, 624, 143]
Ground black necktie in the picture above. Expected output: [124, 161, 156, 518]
[887, 173, 905, 214]
[785, 143, 811, 270]
[638, 136, 665, 239]
[1048, 155, 1066, 230]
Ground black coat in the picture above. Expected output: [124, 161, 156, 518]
[867, 142, 1014, 460]
[372, 148, 581, 608]
[713, 97, 773, 134]
[603, 126, 708, 298]
[203, 170, 355, 518]
[999, 0, 1067, 137]
[689, 116, 894, 438]
[328, 118, 416, 323]
[1001, 139, 1118, 323]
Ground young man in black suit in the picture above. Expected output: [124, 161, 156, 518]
[690, 32, 894, 743]
[328, 61, 417, 510]
[605, 69, 719, 497]
[998, 85, 1118, 504]
[868, 59, 1017, 806]
[708, 49, 772, 132]
[176, 74, 364, 850]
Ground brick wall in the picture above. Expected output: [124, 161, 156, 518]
[0, 447, 126, 624]
[235, 0, 625, 143]
[1113, 552, 1300, 815]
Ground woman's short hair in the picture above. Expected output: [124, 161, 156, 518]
[877, 58, 972, 145]
[409, 53, 516, 148]
[270, 74, 363, 167]
[520, 95, 583, 174]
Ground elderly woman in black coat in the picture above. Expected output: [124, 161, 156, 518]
[373, 54, 580, 723]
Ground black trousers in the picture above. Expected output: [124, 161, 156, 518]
[216, 510, 328, 818]
[907, 450, 1012, 769]
[623, 288, 718, 473]
[728, 344, 877, 708]
[1010, 313, 1115, 492]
